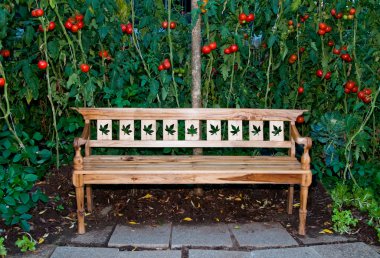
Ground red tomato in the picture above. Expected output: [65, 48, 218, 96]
[71, 24, 79, 33]
[297, 87, 304, 94]
[341, 54, 349, 61]
[80, 64, 90, 73]
[0, 78, 5, 87]
[364, 88, 372, 95]
[316, 69, 323, 78]
[48, 21, 56, 31]
[65, 21, 73, 29]
[363, 96, 371, 104]
[1, 49, 10, 58]
[246, 13, 255, 22]
[336, 13, 343, 19]
[288, 20, 293, 26]
[300, 17, 305, 23]
[296, 116, 305, 124]
[162, 21, 168, 29]
[333, 48, 341, 55]
[126, 27, 133, 35]
[37, 60, 48, 70]
[31, 10, 37, 17]
[345, 81, 355, 90]
[98, 50, 109, 58]
[209, 42, 217, 50]
[77, 21, 84, 29]
[328, 40, 334, 47]
[38, 25, 44, 32]
[351, 86, 358, 93]
[325, 26, 332, 33]
[299, 47, 305, 53]
[169, 22, 176, 29]
[357, 91, 365, 99]
[158, 64, 164, 71]
[68, 17, 76, 24]
[75, 14, 84, 22]
[324, 72, 332, 80]
[239, 13, 247, 22]
[349, 8, 356, 15]
[224, 48, 231, 54]
[230, 44, 238, 52]
[35, 9, 44, 17]
[331, 9, 336, 16]
[319, 23, 327, 30]
[341, 45, 348, 51]
[201, 46, 211, 54]
[344, 88, 351, 94]
[289, 54, 297, 62]
[303, 14, 309, 20]
[318, 29, 326, 35]
[163, 59, 171, 69]
[121, 24, 127, 32]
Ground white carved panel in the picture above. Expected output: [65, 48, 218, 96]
[228, 120, 243, 141]
[119, 120, 134, 141]
[141, 120, 156, 141]
[249, 121, 264, 141]
[269, 121, 284, 141]
[207, 120, 221, 141]
[185, 120, 200, 141]
[163, 120, 178, 141]
[97, 120, 112, 140]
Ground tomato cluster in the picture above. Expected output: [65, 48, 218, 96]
[288, 53, 297, 64]
[0, 78, 5, 87]
[200, 0, 208, 14]
[161, 21, 176, 30]
[64, 13, 84, 33]
[121, 23, 133, 35]
[38, 21, 56, 32]
[201, 42, 217, 55]
[224, 44, 238, 54]
[344, 80, 358, 94]
[331, 7, 356, 20]
[299, 14, 310, 23]
[31, 9, 44, 17]
[98, 50, 110, 60]
[0, 49, 10, 58]
[317, 22, 332, 36]
[357, 89, 372, 104]
[316, 69, 331, 80]
[238, 13, 255, 24]
[158, 59, 171, 71]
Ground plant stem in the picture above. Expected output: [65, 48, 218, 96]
[226, 23, 239, 107]
[42, 18, 60, 168]
[264, 47, 273, 108]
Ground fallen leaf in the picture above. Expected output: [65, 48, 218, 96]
[319, 229, 334, 234]
[235, 197, 242, 201]
[293, 203, 300, 207]
[183, 217, 193, 221]
[39, 209, 47, 215]
[128, 221, 139, 225]
[215, 218, 220, 222]
[139, 193, 153, 199]
[234, 225, 240, 229]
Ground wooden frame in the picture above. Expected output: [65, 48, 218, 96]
[72, 108, 312, 236]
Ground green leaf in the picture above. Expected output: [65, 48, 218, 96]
[209, 124, 220, 135]
[230, 125, 240, 136]
[272, 125, 282, 136]
[251, 125, 261, 136]
[121, 124, 132, 135]
[143, 124, 154, 135]
[4, 196, 16, 206]
[32, 132, 43, 141]
[99, 124, 110, 135]
[24, 174, 38, 182]
[268, 35, 277, 48]
[20, 193, 30, 204]
[165, 124, 176, 136]
[187, 124, 198, 136]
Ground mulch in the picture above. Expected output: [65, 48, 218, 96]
[1, 166, 378, 254]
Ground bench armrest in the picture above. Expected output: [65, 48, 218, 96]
[290, 125, 312, 170]
[74, 123, 90, 150]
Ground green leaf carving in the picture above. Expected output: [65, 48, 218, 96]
[272, 125, 282, 136]
[121, 124, 132, 135]
[186, 124, 198, 136]
[143, 124, 154, 135]
[209, 124, 220, 135]
[165, 124, 176, 135]
[230, 125, 240, 136]
[99, 124, 110, 135]
[251, 125, 261, 136]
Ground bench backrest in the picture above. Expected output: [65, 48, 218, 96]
[74, 108, 305, 154]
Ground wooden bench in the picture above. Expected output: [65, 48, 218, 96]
[72, 108, 312, 235]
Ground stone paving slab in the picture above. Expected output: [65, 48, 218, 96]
[189, 250, 252, 258]
[50, 247, 120, 258]
[171, 224, 233, 248]
[229, 222, 298, 248]
[251, 247, 322, 258]
[298, 233, 353, 245]
[70, 226, 113, 245]
[108, 223, 171, 248]
[118, 250, 182, 257]
[311, 242, 380, 258]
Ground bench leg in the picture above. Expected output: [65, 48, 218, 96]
[86, 185, 93, 213]
[75, 185, 86, 234]
[287, 185, 294, 215]
[298, 185, 309, 235]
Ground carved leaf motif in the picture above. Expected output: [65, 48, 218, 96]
[209, 124, 220, 135]
[99, 124, 110, 135]
[121, 124, 132, 135]
[143, 124, 154, 135]
[230, 125, 240, 136]
[272, 125, 282, 136]
[165, 124, 176, 135]
[186, 124, 198, 136]
[251, 125, 261, 136]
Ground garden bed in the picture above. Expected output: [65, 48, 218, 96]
[1, 166, 378, 254]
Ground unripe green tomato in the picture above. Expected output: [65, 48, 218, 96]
[343, 15, 348, 20]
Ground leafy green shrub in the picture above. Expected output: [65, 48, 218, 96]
[0, 237, 6, 258]
[332, 208, 358, 234]
[330, 183, 352, 209]
[0, 127, 50, 231]
[15, 234, 36, 253]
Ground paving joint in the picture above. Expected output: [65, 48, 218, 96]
[227, 225, 240, 248]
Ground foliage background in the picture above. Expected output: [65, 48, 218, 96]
[0, 0, 379, 237]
